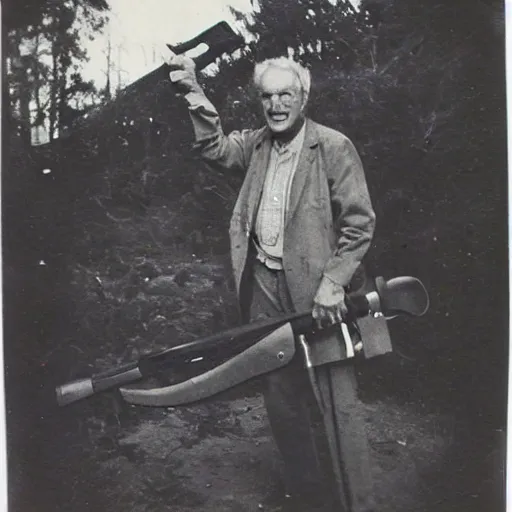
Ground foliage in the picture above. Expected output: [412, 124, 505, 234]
[4, 0, 109, 144]
[3, 0, 109, 31]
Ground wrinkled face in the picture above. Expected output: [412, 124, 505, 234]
[258, 67, 306, 134]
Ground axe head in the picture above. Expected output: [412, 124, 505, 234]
[167, 21, 245, 71]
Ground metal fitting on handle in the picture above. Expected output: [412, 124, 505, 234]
[340, 322, 355, 359]
[298, 335, 313, 368]
[365, 290, 381, 317]
[56, 378, 94, 406]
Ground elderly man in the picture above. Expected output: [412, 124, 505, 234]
[168, 55, 376, 512]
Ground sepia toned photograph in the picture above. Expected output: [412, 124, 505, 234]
[3, 0, 507, 511]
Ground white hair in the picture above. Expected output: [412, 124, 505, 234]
[253, 57, 311, 97]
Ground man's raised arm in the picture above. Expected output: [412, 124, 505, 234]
[167, 54, 254, 173]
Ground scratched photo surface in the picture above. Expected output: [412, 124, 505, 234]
[3, 0, 507, 511]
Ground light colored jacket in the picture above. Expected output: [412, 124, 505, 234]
[187, 93, 376, 314]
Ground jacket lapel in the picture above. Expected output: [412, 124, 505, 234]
[286, 119, 319, 226]
[246, 130, 272, 229]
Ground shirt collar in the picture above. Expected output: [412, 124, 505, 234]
[272, 122, 306, 154]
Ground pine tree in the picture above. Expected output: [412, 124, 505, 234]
[4, 0, 109, 145]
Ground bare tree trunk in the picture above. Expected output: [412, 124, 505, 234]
[10, 29, 32, 146]
[104, 32, 112, 100]
[49, 40, 59, 141]
[32, 33, 44, 145]
[19, 68, 31, 145]
[58, 79, 67, 134]
[3, 30, 15, 144]
[116, 45, 124, 94]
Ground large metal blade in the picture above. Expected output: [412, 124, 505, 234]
[120, 322, 296, 406]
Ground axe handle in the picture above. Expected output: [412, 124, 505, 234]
[138, 293, 372, 369]
[121, 63, 170, 95]
[122, 51, 221, 95]
[122, 61, 196, 95]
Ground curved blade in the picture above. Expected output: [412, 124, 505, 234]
[120, 322, 295, 406]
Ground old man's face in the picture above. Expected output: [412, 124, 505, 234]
[259, 67, 305, 135]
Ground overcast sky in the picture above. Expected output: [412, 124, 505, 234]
[83, 0, 254, 89]
[83, 0, 362, 90]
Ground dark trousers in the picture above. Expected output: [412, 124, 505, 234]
[248, 258, 375, 512]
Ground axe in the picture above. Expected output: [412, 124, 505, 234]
[124, 21, 245, 93]
[56, 22, 243, 135]
[56, 276, 429, 407]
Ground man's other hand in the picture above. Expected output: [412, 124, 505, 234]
[312, 277, 348, 329]
[167, 53, 202, 94]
